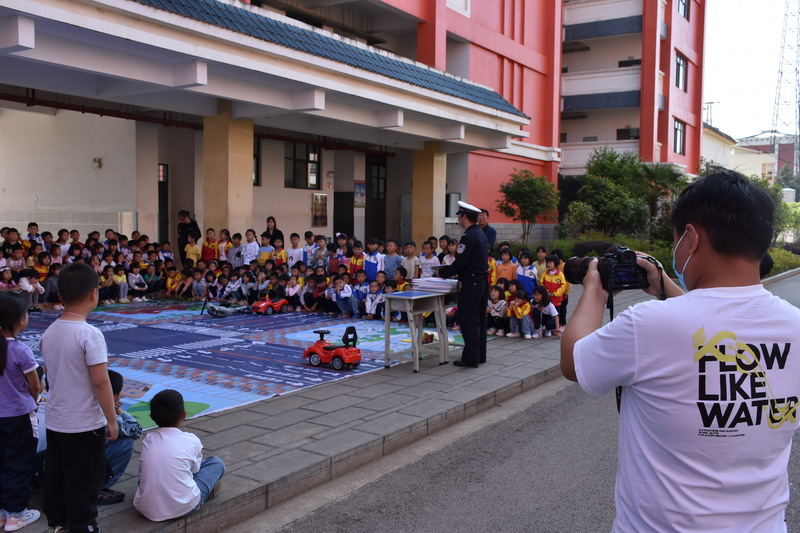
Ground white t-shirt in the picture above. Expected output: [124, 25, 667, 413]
[401, 256, 420, 278]
[419, 254, 441, 278]
[286, 246, 305, 268]
[134, 427, 202, 521]
[39, 319, 108, 433]
[574, 285, 800, 532]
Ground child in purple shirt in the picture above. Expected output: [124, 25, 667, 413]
[0, 294, 43, 531]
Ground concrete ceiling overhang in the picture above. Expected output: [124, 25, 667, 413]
[0, 0, 530, 152]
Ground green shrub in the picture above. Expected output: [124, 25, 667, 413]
[767, 247, 800, 276]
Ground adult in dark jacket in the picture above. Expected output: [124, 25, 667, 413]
[263, 216, 284, 247]
[439, 201, 489, 367]
[176, 210, 200, 266]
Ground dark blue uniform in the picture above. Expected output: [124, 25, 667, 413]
[439, 224, 489, 365]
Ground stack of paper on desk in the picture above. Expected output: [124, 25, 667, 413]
[411, 278, 458, 293]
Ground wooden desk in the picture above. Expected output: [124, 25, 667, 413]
[383, 290, 458, 372]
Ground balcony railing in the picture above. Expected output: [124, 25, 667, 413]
[562, 66, 641, 96]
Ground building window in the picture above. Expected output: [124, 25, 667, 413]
[675, 53, 688, 92]
[616, 128, 640, 141]
[284, 142, 320, 190]
[618, 59, 642, 68]
[674, 119, 686, 156]
[253, 138, 261, 187]
[560, 132, 567, 143]
[369, 159, 386, 200]
[678, 0, 689, 19]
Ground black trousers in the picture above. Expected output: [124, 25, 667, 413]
[44, 428, 106, 532]
[558, 295, 568, 326]
[0, 413, 38, 513]
[487, 314, 509, 331]
[457, 278, 488, 364]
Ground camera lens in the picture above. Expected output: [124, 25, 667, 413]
[565, 256, 592, 285]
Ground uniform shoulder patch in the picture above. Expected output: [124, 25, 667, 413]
[457, 244, 466, 254]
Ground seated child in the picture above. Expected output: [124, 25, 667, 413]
[133, 390, 225, 521]
[325, 275, 359, 318]
[506, 290, 533, 339]
[486, 285, 508, 337]
[364, 280, 384, 320]
[97, 370, 143, 506]
[285, 275, 302, 310]
[531, 286, 560, 339]
[18, 269, 45, 312]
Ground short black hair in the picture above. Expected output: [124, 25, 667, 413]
[108, 370, 123, 395]
[150, 389, 185, 428]
[536, 246, 548, 254]
[672, 169, 775, 260]
[384, 280, 397, 289]
[58, 262, 99, 305]
[304, 231, 314, 239]
[462, 211, 478, 223]
[396, 266, 407, 279]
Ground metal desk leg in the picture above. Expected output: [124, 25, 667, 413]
[436, 298, 449, 364]
[384, 298, 391, 368]
[407, 312, 419, 373]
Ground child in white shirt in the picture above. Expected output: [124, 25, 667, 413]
[134, 390, 224, 521]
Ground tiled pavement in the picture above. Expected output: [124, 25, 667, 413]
[27, 286, 666, 532]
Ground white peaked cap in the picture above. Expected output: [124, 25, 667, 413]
[456, 201, 481, 214]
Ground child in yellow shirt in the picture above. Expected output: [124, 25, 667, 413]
[184, 234, 200, 267]
[506, 290, 534, 339]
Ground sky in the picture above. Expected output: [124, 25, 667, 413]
[703, 0, 786, 139]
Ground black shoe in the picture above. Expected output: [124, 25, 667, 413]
[97, 487, 125, 505]
[452, 359, 479, 368]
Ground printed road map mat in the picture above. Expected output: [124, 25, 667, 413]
[22, 301, 466, 429]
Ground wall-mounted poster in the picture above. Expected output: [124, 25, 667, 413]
[312, 193, 327, 227]
[354, 180, 366, 208]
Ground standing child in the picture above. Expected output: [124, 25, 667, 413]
[200, 228, 218, 264]
[133, 390, 225, 521]
[40, 263, 119, 533]
[228, 233, 245, 269]
[401, 241, 420, 279]
[382, 239, 403, 279]
[539, 254, 566, 318]
[286, 233, 305, 269]
[506, 290, 533, 339]
[362, 238, 384, 282]
[256, 232, 274, 267]
[495, 247, 517, 281]
[486, 285, 508, 337]
[183, 235, 200, 268]
[515, 251, 538, 297]
[531, 286, 560, 339]
[442, 239, 458, 266]
[0, 294, 43, 531]
[418, 241, 441, 278]
[272, 238, 287, 267]
[217, 230, 232, 265]
[550, 248, 570, 332]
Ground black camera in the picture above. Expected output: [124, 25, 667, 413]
[564, 245, 649, 292]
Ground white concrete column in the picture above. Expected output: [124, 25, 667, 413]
[135, 122, 158, 237]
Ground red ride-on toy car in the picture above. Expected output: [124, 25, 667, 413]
[303, 327, 362, 371]
[252, 296, 289, 315]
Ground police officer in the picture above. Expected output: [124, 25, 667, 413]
[439, 201, 489, 368]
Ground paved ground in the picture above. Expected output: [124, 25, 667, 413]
[27, 271, 800, 532]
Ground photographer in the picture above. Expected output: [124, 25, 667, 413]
[560, 169, 800, 531]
